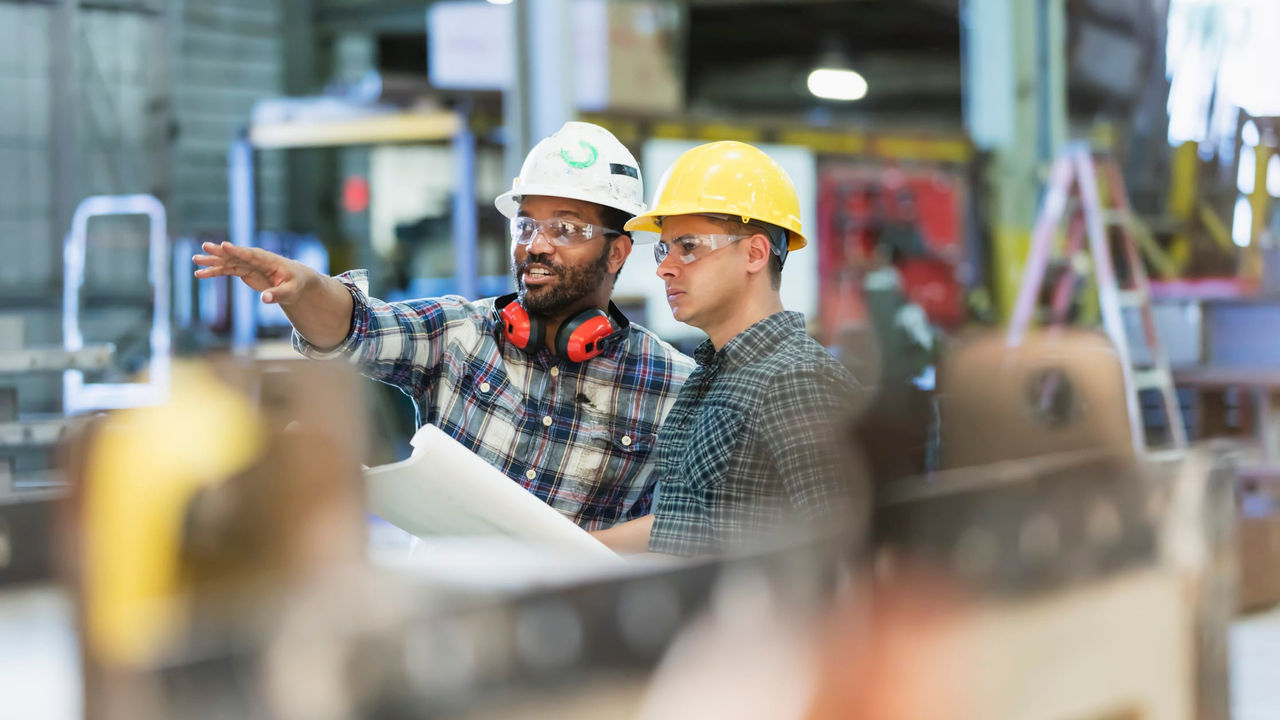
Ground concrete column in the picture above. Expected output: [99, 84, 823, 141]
[504, 0, 575, 182]
[963, 0, 1067, 318]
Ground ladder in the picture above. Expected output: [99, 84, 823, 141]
[1007, 142, 1187, 457]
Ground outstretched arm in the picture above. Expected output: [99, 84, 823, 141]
[194, 241, 354, 349]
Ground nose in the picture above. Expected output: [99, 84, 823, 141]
[656, 250, 680, 280]
[528, 227, 556, 255]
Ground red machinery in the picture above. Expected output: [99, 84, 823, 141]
[817, 163, 968, 343]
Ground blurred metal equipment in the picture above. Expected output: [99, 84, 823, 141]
[1008, 142, 1187, 457]
[62, 195, 170, 414]
[896, 325, 1234, 719]
[872, 444, 1236, 720]
[12, 335, 1227, 720]
[939, 329, 1133, 469]
[0, 314, 112, 498]
[62, 357, 370, 720]
[55, 349, 1236, 720]
[0, 492, 59, 588]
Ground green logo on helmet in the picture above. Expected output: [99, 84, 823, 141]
[560, 141, 598, 169]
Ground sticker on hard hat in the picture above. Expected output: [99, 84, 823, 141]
[609, 163, 639, 179]
[560, 141, 598, 169]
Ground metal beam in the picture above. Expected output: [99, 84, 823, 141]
[314, 0, 432, 34]
[50, 0, 79, 290]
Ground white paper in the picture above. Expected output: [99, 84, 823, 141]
[363, 424, 618, 560]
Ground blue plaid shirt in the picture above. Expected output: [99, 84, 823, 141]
[294, 270, 695, 530]
[649, 311, 861, 556]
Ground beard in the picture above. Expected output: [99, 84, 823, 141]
[514, 243, 612, 314]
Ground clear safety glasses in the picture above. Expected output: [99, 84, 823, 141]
[653, 233, 751, 265]
[510, 217, 621, 247]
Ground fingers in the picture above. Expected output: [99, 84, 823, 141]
[193, 242, 274, 281]
[193, 265, 233, 279]
[196, 241, 275, 269]
[192, 251, 243, 279]
[216, 241, 278, 265]
[199, 240, 253, 258]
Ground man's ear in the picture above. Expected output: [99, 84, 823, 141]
[744, 234, 771, 276]
[608, 234, 633, 275]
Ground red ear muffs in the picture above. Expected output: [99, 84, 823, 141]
[556, 309, 616, 363]
[501, 300, 545, 353]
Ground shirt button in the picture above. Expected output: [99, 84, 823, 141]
[621, 435, 632, 447]
[542, 416, 553, 427]
[549, 367, 559, 378]
[525, 469, 536, 480]
[479, 382, 491, 393]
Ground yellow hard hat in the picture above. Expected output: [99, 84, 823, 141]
[625, 141, 807, 251]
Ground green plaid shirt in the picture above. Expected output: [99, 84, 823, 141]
[649, 311, 861, 556]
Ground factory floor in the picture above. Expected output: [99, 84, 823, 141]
[1231, 604, 1280, 720]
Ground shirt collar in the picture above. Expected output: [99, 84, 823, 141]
[693, 311, 807, 370]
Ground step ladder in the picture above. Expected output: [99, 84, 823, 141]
[1007, 142, 1187, 457]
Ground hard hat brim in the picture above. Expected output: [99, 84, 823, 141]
[495, 184, 650, 241]
[625, 211, 807, 250]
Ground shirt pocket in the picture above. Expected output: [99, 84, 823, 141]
[567, 415, 657, 491]
[679, 404, 744, 491]
[449, 368, 523, 464]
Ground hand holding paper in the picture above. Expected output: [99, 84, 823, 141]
[363, 424, 618, 560]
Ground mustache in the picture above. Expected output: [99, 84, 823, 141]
[516, 254, 563, 275]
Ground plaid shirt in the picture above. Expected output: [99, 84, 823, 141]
[294, 270, 695, 530]
[648, 311, 860, 556]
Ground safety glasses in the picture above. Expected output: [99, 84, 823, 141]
[510, 217, 621, 247]
[653, 233, 751, 265]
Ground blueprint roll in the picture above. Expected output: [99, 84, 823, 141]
[363, 424, 618, 559]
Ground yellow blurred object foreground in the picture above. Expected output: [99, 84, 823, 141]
[80, 362, 265, 667]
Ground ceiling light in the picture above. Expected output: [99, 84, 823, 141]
[486, 0, 512, 4]
[1232, 196, 1252, 247]
[1243, 120, 1260, 147]
[807, 68, 868, 102]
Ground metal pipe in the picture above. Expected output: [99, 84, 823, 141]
[229, 130, 257, 353]
[452, 105, 478, 300]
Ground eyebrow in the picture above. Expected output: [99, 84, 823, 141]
[516, 209, 587, 221]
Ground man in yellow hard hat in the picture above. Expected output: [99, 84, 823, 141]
[593, 141, 864, 557]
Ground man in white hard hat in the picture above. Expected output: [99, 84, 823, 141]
[592, 141, 864, 556]
[194, 122, 695, 530]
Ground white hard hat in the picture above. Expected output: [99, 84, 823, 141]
[495, 121, 647, 223]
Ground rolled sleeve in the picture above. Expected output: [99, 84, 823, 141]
[292, 270, 372, 360]
[291, 269, 487, 401]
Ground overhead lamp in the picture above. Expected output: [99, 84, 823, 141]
[486, 0, 512, 4]
[807, 68, 868, 102]
[807, 41, 867, 102]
